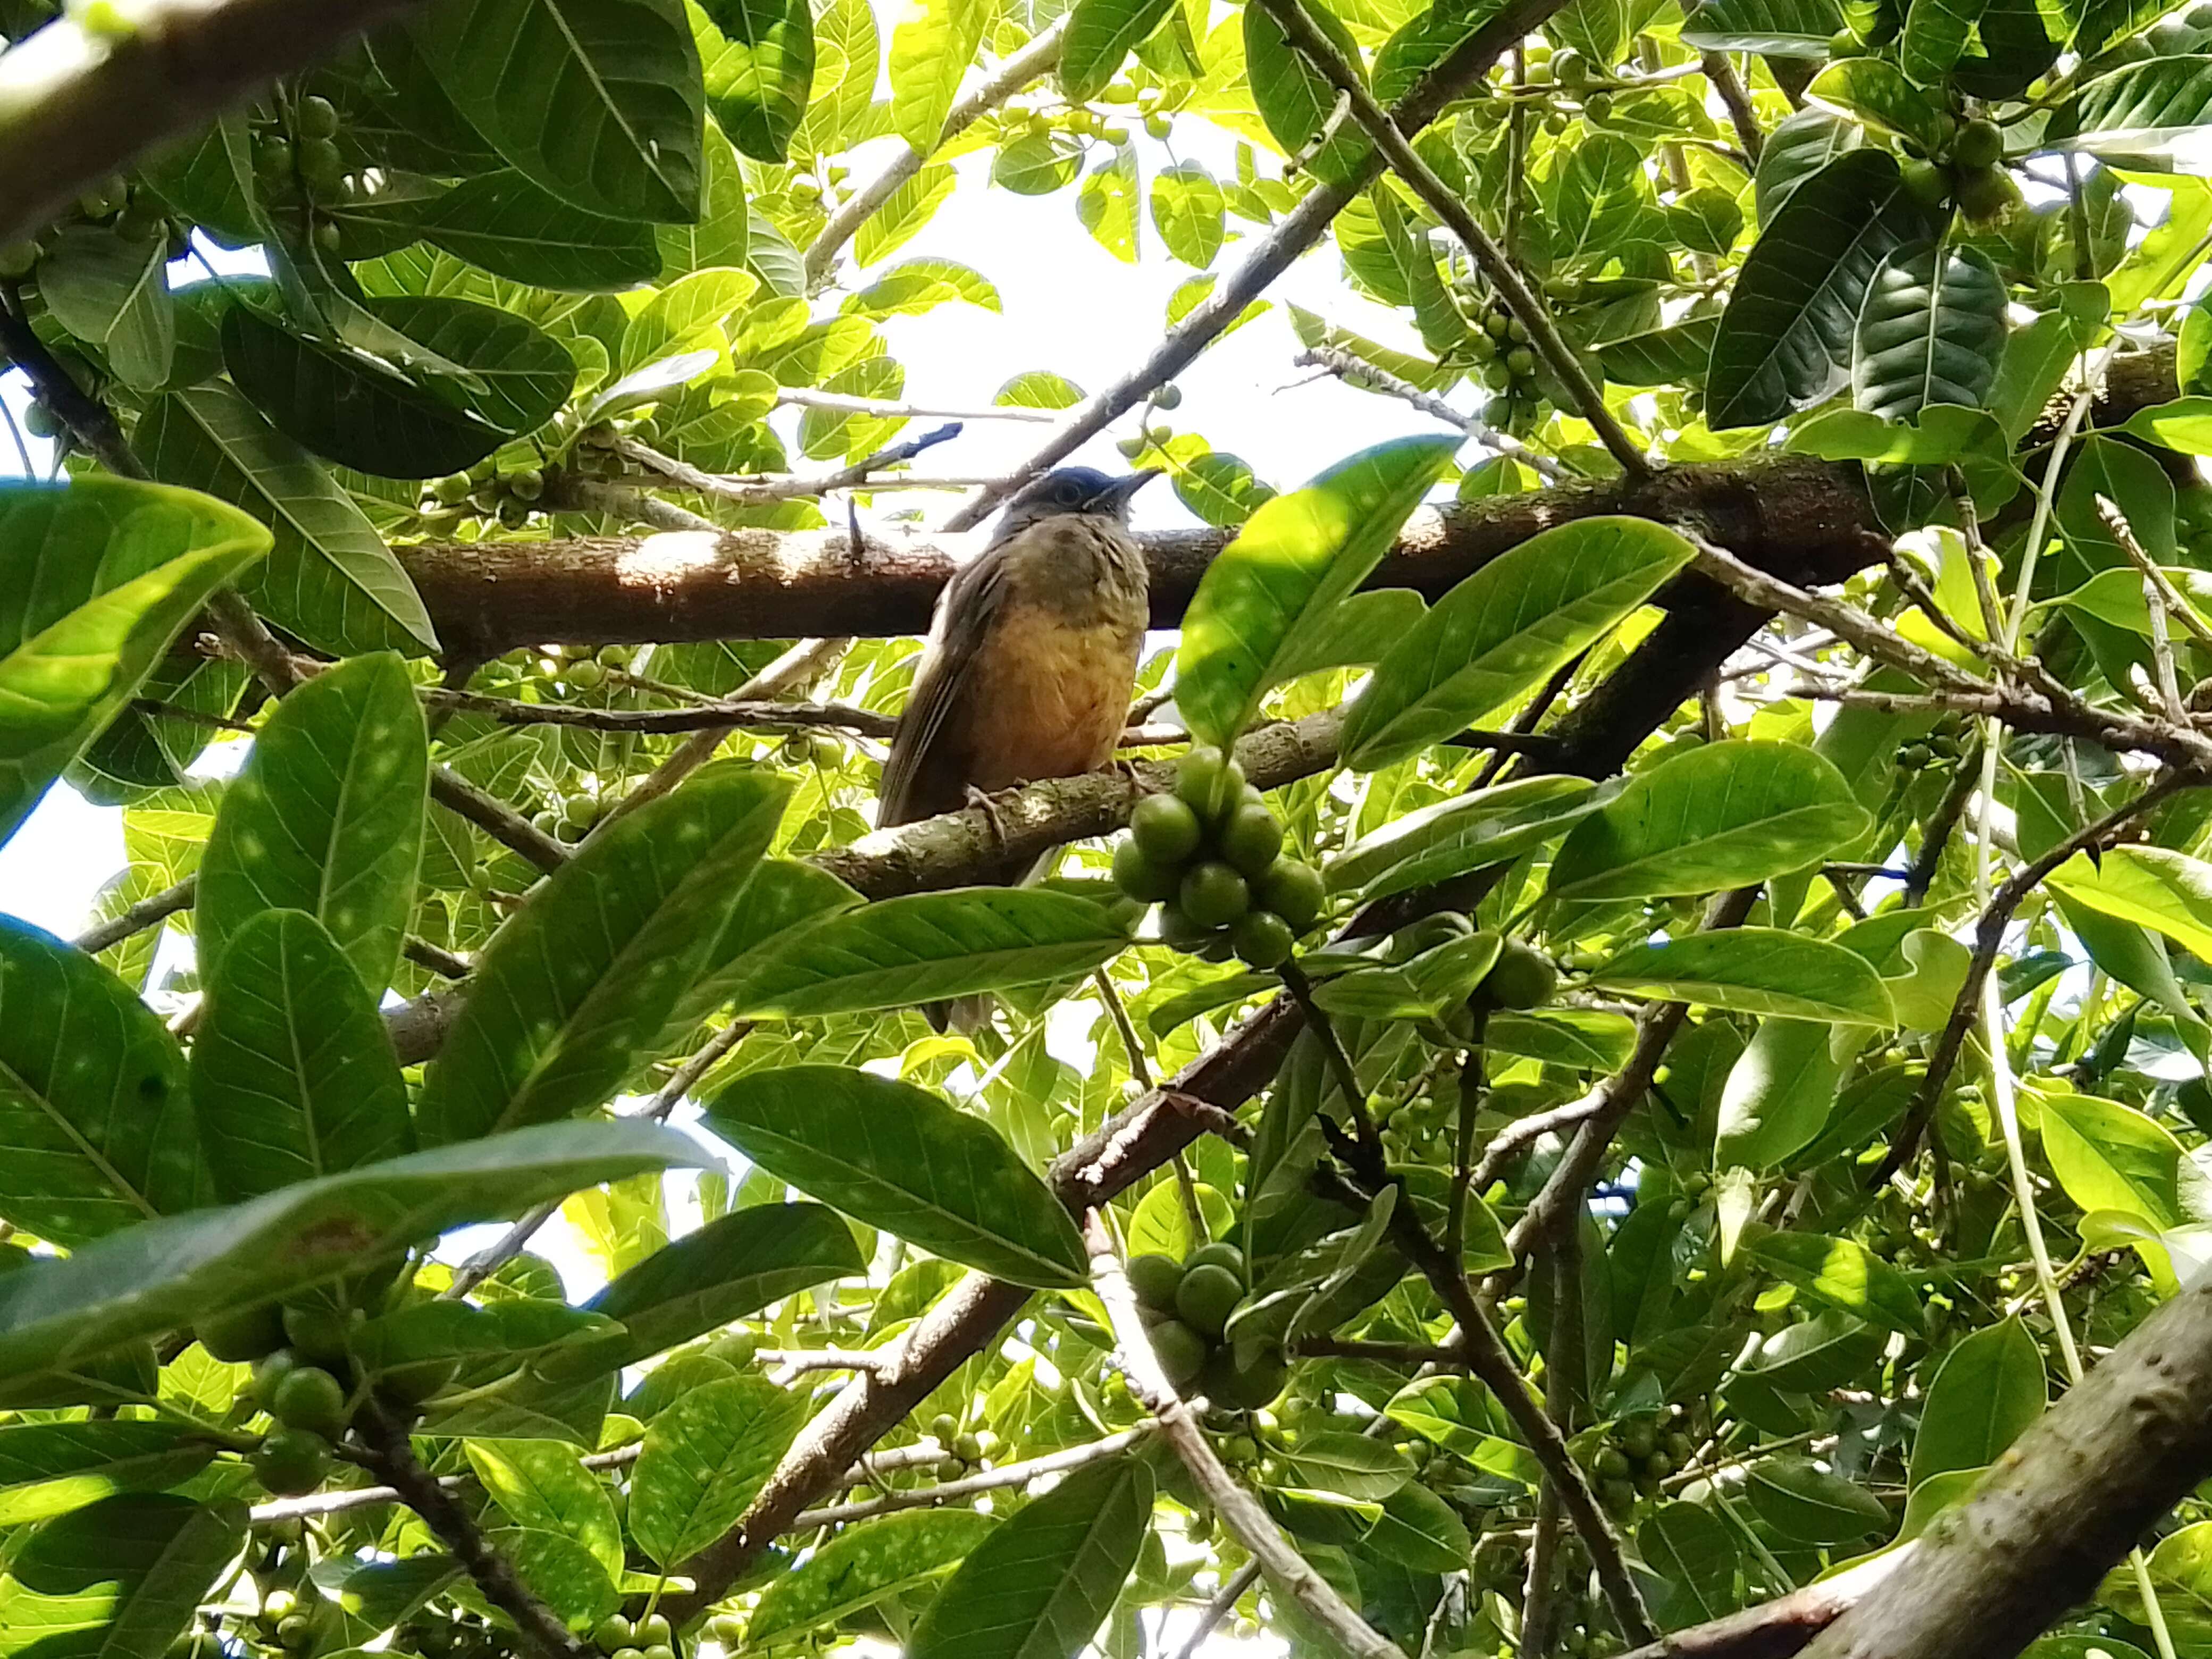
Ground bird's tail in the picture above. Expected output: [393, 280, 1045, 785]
[924, 994, 996, 1034]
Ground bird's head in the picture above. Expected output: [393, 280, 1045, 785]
[993, 466, 1158, 540]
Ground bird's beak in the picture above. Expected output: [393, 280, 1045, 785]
[1101, 470, 1161, 509]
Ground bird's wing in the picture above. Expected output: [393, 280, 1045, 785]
[876, 544, 1011, 828]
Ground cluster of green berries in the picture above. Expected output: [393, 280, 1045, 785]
[1896, 116, 2016, 224]
[252, 95, 347, 223]
[1114, 384, 1182, 459]
[1464, 301, 1544, 434]
[923, 1411, 1002, 1478]
[789, 163, 853, 205]
[396, 1611, 515, 1659]
[1581, 1408, 1697, 1518]
[1893, 725, 1966, 773]
[1112, 747, 1325, 969]
[197, 1296, 455, 1497]
[0, 169, 177, 300]
[589, 1610, 676, 1659]
[1126, 1242, 1289, 1407]
[422, 461, 547, 529]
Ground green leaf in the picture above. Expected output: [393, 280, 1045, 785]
[1077, 147, 1142, 263]
[1682, 0, 1841, 55]
[2118, 396, 2212, 455]
[1281, 1430, 1414, 1502]
[1753, 108, 1862, 224]
[703, 1065, 1088, 1288]
[0, 917, 199, 1248]
[197, 651, 428, 997]
[1340, 517, 1695, 771]
[1640, 1502, 1740, 1629]
[1900, 0, 1989, 83]
[0, 1423, 215, 1527]
[1910, 1315, 2044, 1488]
[1327, 777, 1601, 899]
[998, 370, 1085, 409]
[1737, 1309, 1886, 1391]
[1706, 150, 1942, 430]
[908, 1456, 1153, 1659]
[697, 0, 816, 160]
[720, 887, 1129, 1017]
[138, 384, 439, 657]
[2057, 56, 2212, 161]
[887, 0, 990, 151]
[857, 163, 959, 266]
[1744, 1456, 1890, 1543]
[993, 130, 1086, 195]
[365, 297, 579, 437]
[1549, 740, 1870, 902]
[0, 1120, 708, 1380]
[1486, 1008, 1638, 1070]
[1364, 1480, 1471, 1572]
[1715, 1017, 1861, 1170]
[749, 1511, 1000, 1642]
[468, 1438, 624, 1581]
[1600, 317, 1722, 387]
[847, 259, 1002, 319]
[1587, 929, 1897, 1025]
[1382, 1376, 1539, 1485]
[2047, 846, 2212, 965]
[1853, 246, 2008, 421]
[191, 911, 414, 1203]
[1746, 1227, 1923, 1334]
[36, 225, 175, 391]
[221, 306, 511, 480]
[630, 1375, 808, 1565]
[1176, 435, 1459, 749]
[0, 477, 268, 844]
[417, 172, 666, 291]
[1151, 162, 1226, 268]
[419, 766, 789, 1144]
[1061, 0, 1178, 100]
[1808, 58, 1946, 151]
[1244, 0, 1371, 187]
[0, 1495, 246, 1659]
[625, 267, 762, 367]
[584, 1202, 864, 1362]
[410, 0, 706, 223]
[2039, 1088, 2198, 1232]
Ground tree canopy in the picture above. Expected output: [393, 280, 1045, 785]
[10, 2, 2212, 1659]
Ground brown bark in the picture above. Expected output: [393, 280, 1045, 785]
[0, 0, 425, 253]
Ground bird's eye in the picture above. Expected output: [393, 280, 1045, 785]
[1058, 482, 1085, 505]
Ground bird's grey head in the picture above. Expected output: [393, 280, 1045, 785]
[991, 466, 1158, 543]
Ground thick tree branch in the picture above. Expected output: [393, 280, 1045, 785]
[1614, 1549, 1912, 1659]
[0, 0, 424, 253]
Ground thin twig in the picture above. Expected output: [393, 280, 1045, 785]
[423, 688, 897, 739]
[788, 1423, 1159, 1530]
[776, 388, 1054, 423]
[353, 1400, 593, 1659]
[758, 1347, 899, 1375]
[1169, 1562, 1263, 1659]
[613, 424, 963, 505]
[1085, 1213, 1401, 1659]
[74, 874, 198, 954]
[1293, 345, 1568, 482]
[1246, 0, 1651, 480]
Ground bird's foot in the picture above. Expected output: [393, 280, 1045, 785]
[964, 784, 1011, 851]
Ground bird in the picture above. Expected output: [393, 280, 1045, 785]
[878, 464, 1159, 1029]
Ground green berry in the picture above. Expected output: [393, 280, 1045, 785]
[1175, 745, 1244, 826]
[1145, 112, 1174, 139]
[252, 1428, 332, 1497]
[298, 137, 345, 194]
[1954, 118, 2002, 169]
[592, 1616, 633, 1652]
[1232, 909, 1295, 968]
[1116, 434, 1147, 459]
[281, 1303, 352, 1363]
[1506, 345, 1537, 378]
[1595, 1446, 1631, 1479]
[1152, 382, 1183, 410]
[1128, 1252, 1186, 1310]
[1113, 836, 1181, 903]
[314, 220, 343, 255]
[1484, 310, 1512, 339]
[433, 472, 473, 505]
[1151, 1319, 1210, 1389]
[0, 239, 40, 279]
[510, 466, 544, 502]
[196, 1302, 288, 1363]
[1178, 861, 1250, 929]
[1132, 792, 1203, 863]
[297, 94, 340, 140]
[270, 1365, 348, 1437]
[1158, 902, 1218, 954]
[1174, 1262, 1244, 1337]
[635, 1616, 672, 1648]
[1219, 801, 1284, 877]
[253, 1349, 301, 1413]
[1254, 860, 1323, 932]
[1900, 157, 1951, 209]
[1481, 939, 1559, 1009]
[1187, 1241, 1244, 1277]
[254, 136, 294, 180]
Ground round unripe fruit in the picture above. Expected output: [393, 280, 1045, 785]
[1254, 860, 1324, 931]
[281, 1303, 351, 1363]
[314, 221, 343, 255]
[1482, 940, 1559, 1009]
[642, 1647, 674, 1659]
[271, 1365, 347, 1436]
[593, 1615, 633, 1652]
[1619, 1418, 1658, 1459]
[1954, 118, 2002, 169]
[613, 1646, 647, 1659]
[1175, 1263, 1243, 1337]
[1232, 909, 1295, 969]
[635, 1617, 672, 1649]
[1188, 1241, 1245, 1278]
[1583, 90, 1613, 119]
[23, 403, 58, 440]
[1132, 792, 1203, 863]
[1826, 27, 1861, 52]
[1176, 745, 1244, 825]
[1158, 902, 1217, 954]
[253, 1350, 301, 1412]
[0, 240, 40, 278]
[253, 1428, 332, 1496]
[297, 95, 340, 139]
[1956, 164, 2019, 223]
[255, 136, 294, 179]
[1116, 434, 1147, 459]
[1128, 1252, 1186, 1310]
[1178, 861, 1250, 929]
[433, 473, 473, 505]
[1113, 837, 1180, 904]
[1595, 1446, 1631, 1479]
[299, 138, 345, 195]
[1900, 157, 1950, 209]
[1484, 311, 1512, 340]
[197, 1301, 287, 1363]
[1151, 1319, 1211, 1389]
[1506, 346, 1537, 378]
[1219, 802, 1284, 877]
[278, 1617, 315, 1650]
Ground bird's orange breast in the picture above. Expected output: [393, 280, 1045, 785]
[959, 600, 1142, 792]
